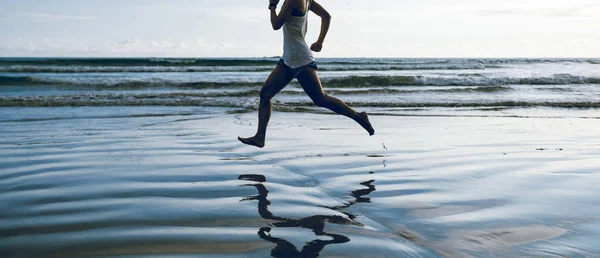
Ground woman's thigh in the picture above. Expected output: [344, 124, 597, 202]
[296, 67, 326, 102]
[261, 65, 294, 98]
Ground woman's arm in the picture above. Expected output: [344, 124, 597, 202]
[270, 0, 297, 30]
[309, 0, 331, 52]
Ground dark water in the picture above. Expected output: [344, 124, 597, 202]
[0, 58, 599, 118]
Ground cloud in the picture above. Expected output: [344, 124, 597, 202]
[105, 38, 197, 54]
[197, 38, 216, 47]
[214, 7, 264, 22]
[17, 12, 97, 23]
[165, 6, 264, 22]
[2, 34, 600, 58]
[468, 5, 600, 18]
[0, 36, 277, 57]
[152, 40, 174, 49]
[0, 38, 36, 53]
[2, 42, 14, 51]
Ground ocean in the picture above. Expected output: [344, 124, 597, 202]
[1, 57, 599, 118]
[2, 58, 600, 257]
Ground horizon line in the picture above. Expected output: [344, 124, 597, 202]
[1, 56, 600, 59]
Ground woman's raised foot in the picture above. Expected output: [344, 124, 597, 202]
[358, 112, 375, 136]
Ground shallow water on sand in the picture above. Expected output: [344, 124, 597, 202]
[1, 107, 600, 257]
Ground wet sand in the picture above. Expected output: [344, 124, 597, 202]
[1, 107, 600, 257]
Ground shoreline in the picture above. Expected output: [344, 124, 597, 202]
[1, 109, 599, 257]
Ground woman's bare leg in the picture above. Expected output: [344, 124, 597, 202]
[296, 67, 374, 135]
[238, 65, 294, 148]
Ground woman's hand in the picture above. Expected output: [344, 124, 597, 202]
[310, 1, 331, 52]
[310, 42, 323, 52]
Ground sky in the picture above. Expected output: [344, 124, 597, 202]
[1, 0, 599, 58]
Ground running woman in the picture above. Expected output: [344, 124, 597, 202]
[238, 0, 375, 148]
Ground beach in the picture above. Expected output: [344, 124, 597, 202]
[1, 106, 600, 257]
[3, 0, 600, 254]
[1, 57, 600, 257]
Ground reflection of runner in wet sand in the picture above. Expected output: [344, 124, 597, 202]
[239, 174, 376, 257]
[258, 226, 348, 258]
[238, 0, 374, 148]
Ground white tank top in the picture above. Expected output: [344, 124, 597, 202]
[282, 0, 315, 69]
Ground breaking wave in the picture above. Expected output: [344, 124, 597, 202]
[2, 74, 599, 88]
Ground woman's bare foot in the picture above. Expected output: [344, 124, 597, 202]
[238, 136, 265, 148]
[358, 112, 375, 136]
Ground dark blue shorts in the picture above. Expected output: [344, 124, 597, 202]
[277, 59, 318, 79]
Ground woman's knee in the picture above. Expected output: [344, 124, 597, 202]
[259, 86, 275, 100]
[312, 94, 330, 107]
